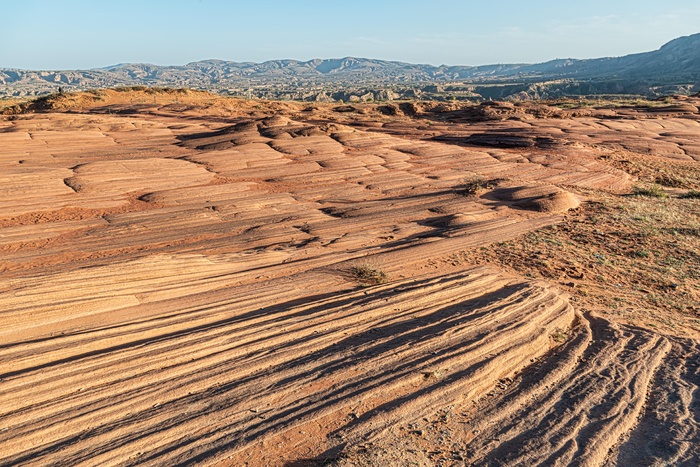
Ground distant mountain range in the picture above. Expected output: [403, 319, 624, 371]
[2, 33, 699, 100]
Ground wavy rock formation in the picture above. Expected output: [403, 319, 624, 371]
[0, 98, 698, 466]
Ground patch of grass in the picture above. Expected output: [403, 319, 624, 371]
[632, 184, 667, 198]
[351, 262, 389, 285]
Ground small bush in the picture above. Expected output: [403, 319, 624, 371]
[550, 328, 568, 343]
[351, 262, 388, 285]
[463, 176, 487, 195]
[632, 184, 667, 198]
[633, 249, 650, 258]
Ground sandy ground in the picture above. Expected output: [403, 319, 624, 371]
[1, 92, 699, 466]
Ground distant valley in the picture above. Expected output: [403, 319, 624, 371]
[2, 33, 699, 101]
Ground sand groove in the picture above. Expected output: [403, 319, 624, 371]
[611, 339, 700, 466]
[0, 268, 574, 466]
[462, 314, 672, 466]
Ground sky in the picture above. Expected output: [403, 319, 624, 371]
[2, 0, 700, 70]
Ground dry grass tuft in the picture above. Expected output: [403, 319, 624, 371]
[632, 183, 667, 198]
[351, 262, 389, 285]
[462, 175, 501, 196]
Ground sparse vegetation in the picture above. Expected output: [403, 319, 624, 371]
[462, 189, 700, 336]
[598, 151, 700, 191]
[462, 176, 487, 195]
[548, 96, 677, 110]
[351, 262, 389, 285]
[632, 183, 667, 198]
[550, 328, 568, 343]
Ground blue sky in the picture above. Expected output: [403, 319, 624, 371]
[3, 0, 700, 70]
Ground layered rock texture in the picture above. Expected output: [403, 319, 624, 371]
[1, 93, 699, 466]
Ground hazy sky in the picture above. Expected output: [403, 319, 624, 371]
[3, 0, 700, 70]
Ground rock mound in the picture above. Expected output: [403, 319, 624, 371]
[494, 185, 581, 212]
